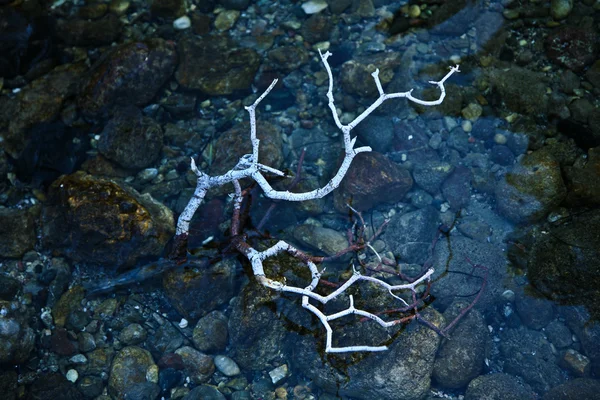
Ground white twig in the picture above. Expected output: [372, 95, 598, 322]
[175, 52, 457, 352]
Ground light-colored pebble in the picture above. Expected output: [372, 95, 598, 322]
[66, 369, 78, 383]
[269, 364, 289, 384]
[173, 16, 191, 30]
[214, 355, 240, 376]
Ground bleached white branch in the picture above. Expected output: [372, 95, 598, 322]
[175, 51, 457, 352]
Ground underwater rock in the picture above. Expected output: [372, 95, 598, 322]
[441, 166, 472, 211]
[193, 311, 229, 353]
[543, 378, 600, 400]
[0, 301, 35, 365]
[500, 326, 565, 393]
[55, 14, 122, 46]
[0, 63, 86, 159]
[174, 346, 215, 384]
[212, 121, 283, 175]
[292, 224, 349, 257]
[97, 106, 164, 170]
[564, 146, 600, 206]
[42, 171, 174, 267]
[0, 205, 39, 258]
[525, 209, 600, 311]
[78, 38, 177, 119]
[300, 14, 331, 44]
[546, 27, 599, 72]
[431, 236, 507, 312]
[486, 65, 549, 115]
[495, 149, 566, 223]
[175, 35, 259, 95]
[465, 373, 536, 400]
[383, 206, 439, 264]
[340, 52, 402, 98]
[162, 258, 237, 321]
[26, 373, 83, 400]
[227, 280, 287, 371]
[515, 292, 555, 330]
[333, 151, 413, 212]
[108, 346, 157, 398]
[151, 0, 186, 18]
[413, 160, 454, 195]
[433, 300, 490, 389]
[291, 308, 443, 400]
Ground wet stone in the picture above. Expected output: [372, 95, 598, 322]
[151, 0, 186, 18]
[383, 206, 439, 264]
[543, 378, 600, 400]
[55, 14, 122, 46]
[545, 27, 599, 72]
[108, 346, 157, 398]
[495, 150, 566, 223]
[119, 323, 148, 345]
[27, 373, 83, 400]
[0, 275, 20, 301]
[122, 382, 161, 400]
[515, 293, 554, 330]
[78, 331, 97, 353]
[441, 166, 472, 211]
[78, 39, 177, 119]
[97, 106, 164, 170]
[175, 35, 259, 95]
[159, 368, 183, 394]
[0, 63, 86, 159]
[214, 355, 240, 376]
[77, 375, 104, 398]
[193, 311, 229, 353]
[182, 385, 226, 400]
[560, 349, 590, 377]
[292, 225, 348, 257]
[433, 301, 490, 389]
[413, 161, 454, 195]
[499, 327, 564, 393]
[0, 206, 39, 258]
[486, 66, 548, 115]
[163, 258, 237, 321]
[291, 308, 443, 400]
[490, 145, 515, 166]
[465, 373, 536, 400]
[174, 346, 215, 384]
[42, 172, 174, 267]
[333, 151, 413, 212]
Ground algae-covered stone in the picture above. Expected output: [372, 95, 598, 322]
[42, 172, 174, 267]
[495, 149, 566, 223]
[0, 205, 39, 258]
[108, 346, 156, 398]
[486, 65, 548, 115]
[78, 39, 177, 119]
[163, 258, 237, 321]
[175, 35, 260, 95]
[291, 308, 444, 400]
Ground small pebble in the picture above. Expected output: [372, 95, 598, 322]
[173, 16, 191, 30]
[179, 318, 188, 329]
[214, 355, 240, 376]
[66, 369, 78, 383]
[494, 133, 507, 145]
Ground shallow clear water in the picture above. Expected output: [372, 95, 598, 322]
[1, 0, 599, 399]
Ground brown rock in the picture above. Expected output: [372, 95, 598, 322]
[334, 151, 413, 212]
[78, 39, 177, 119]
[42, 172, 174, 267]
[175, 35, 260, 95]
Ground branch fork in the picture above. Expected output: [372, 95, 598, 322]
[173, 51, 459, 352]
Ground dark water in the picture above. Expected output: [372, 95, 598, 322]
[1, 0, 599, 399]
